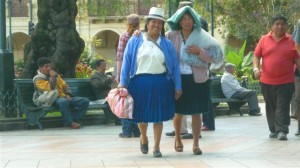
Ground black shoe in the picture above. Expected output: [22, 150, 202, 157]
[153, 150, 162, 157]
[249, 112, 262, 116]
[165, 131, 188, 136]
[132, 133, 141, 138]
[119, 133, 132, 138]
[269, 132, 278, 138]
[181, 133, 193, 139]
[140, 141, 149, 154]
[114, 119, 122, 125]
[181, 133, 202, 139]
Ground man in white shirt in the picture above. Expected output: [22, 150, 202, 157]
[221, 63, 262, 116]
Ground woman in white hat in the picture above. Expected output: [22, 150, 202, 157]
[119, 7, 182, 157]
[166, 6, 224, 155]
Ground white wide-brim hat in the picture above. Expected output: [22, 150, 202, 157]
[145, 7, 165, 22]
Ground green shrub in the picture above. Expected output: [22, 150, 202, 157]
[225, 40, 255, 81]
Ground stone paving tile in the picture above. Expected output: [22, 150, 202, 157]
[38, 158, 71, 168]
[70, 159, 104, 168]
[4, 160, 39, 168]
[1, 103, 300, 168]
[0, 160, 9, 168]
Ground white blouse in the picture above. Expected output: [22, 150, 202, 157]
[136, 34, 166, 74]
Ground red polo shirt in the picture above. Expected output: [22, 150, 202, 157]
[254, 32, 300, 85]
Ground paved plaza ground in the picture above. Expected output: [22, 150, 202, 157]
[1, 103, 300, 168]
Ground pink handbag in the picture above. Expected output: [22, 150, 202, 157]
[106, 88, 134, 119]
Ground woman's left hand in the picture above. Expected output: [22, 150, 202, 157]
[175, 90, 182, 100]
[187, 45, 200, 55]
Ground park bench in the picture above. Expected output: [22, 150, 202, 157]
[14, 78, 110, 130]
[210, 78, 248, 116]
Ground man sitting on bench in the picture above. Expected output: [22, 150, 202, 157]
[33, 57, 89, 129]
[221, 63, 262, 116]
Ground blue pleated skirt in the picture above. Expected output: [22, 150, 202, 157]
[127, 73, 175, 123]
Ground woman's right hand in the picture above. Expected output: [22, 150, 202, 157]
[175, 90, 182, 100]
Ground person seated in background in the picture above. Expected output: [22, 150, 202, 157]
[221, 63, 262, 116]
[33, 57, 89, 129]
[90, 59, 121, 125]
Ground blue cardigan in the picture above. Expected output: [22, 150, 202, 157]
[120, 33, 182, 91]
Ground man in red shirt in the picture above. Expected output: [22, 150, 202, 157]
[253, 14, 300, 140]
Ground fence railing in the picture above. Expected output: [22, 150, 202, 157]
[246, 81, 261, 95]
[0, 89, 17, 118]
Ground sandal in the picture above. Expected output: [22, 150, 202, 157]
[174, 140, 184, 152]
[193, 147, 202, 155]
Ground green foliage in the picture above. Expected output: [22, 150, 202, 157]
[81, 0, 157, 17]
[78, 36, 114, 78]
[215, 0, 300, 42]
[225, 41, 255, 81]
[75, 62, 94, 78]
[79, 36, 103, 66]
[14, 58, 25, 72]
[14, 58, 25, 79]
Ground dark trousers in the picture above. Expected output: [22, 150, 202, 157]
[261, 82, 294, 134]
[202, 98, 215, 130]
[203, 79, 215, 130]
[121, 119, 140, 136]
[231, 90, 260, 113]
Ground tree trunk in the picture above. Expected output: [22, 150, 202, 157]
[22, 0, 84, 78]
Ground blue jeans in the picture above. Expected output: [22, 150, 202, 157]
[121, 119, 140, 136]
[54, 97, 89, 126]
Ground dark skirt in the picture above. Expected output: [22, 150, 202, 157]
[175, 74, 209, 115]
[127, 73, 175, 123]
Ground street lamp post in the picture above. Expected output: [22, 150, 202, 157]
[210, 0, 214, 37]
[205, 0, 215, 37]
[0, 0, 16, 118]
[8, 0, 12, 50]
